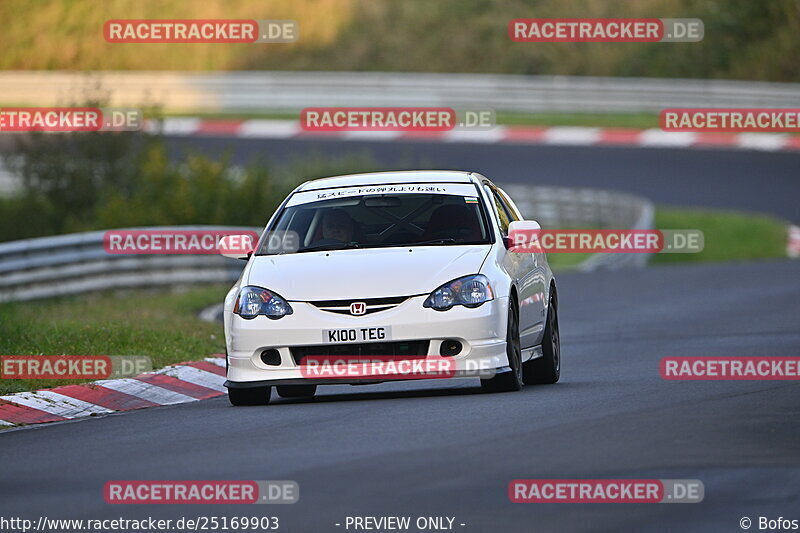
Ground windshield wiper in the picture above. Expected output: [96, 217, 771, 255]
[299, 241, 362, 253]
[412, 238, 458, 245]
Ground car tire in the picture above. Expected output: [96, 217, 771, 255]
[276, 385, 317, 399]
[228, 386, 272, 406]
[481, 299, 523, 393]
[523, 290, 560, 385]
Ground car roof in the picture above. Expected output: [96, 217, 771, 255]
[296, 171, 481, 192]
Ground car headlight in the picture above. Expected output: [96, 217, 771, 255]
[233, 286, 293, 320]
[423, 274, 493, 311]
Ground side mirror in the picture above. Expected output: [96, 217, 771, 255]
[218, 234, 255, 260]
[506, 220, 542, 251]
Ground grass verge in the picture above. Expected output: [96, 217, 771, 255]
[651, 208, 788, 264]
[545, 252, 593, 271]
[547, 207, 789, 271]
[160, 110, 661, 130]
[0, 285, 226, 395]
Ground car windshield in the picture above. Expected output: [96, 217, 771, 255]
[257, 191, 493, 255]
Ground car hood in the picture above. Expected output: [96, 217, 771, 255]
[245, 245, 492, 301]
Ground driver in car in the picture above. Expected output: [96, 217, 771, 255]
[320, 208, 356, 243]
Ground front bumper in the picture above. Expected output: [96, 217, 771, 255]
[225, 295, 509, 386]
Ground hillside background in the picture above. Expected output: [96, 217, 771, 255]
[0, 0, 798, 81]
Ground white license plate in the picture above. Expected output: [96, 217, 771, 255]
[322, 327, 391, 344]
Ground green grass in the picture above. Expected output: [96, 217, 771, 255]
[546, 252, 594, 271]
[494, 112, 659, 129]
[0, 285, 226, 395]
[652, 208, 788, 264]
[160, 110, 661, 130]
[545, 207, 789, 270]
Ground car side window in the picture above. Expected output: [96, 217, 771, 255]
[496, 188, 523, 222]
[487, 187, 514, 235]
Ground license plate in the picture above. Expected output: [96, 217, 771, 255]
[322, 327, 391, 344]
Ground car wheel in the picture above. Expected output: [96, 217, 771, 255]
[523, 290, 560, 385]
[276, 385, 317, 399]
[228, 386, 272, 406]
[481, 299, 523, 393]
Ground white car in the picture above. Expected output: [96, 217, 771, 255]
[221, 171, 560, 405]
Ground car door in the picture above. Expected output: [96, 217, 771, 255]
[490, 185, 547, 349]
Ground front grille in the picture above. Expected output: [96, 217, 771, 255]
[308, 296, 410, 316]
[291, 340, 430, 365]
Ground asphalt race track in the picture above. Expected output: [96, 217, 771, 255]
[164, 136, 800, 222]
[1, 259, 798, 532]
[1, 139, 798, 532]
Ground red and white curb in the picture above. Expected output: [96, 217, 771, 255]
[0, 354, 227, 429]
[788, 225, 800, 259]
[148, 119, 800, 152]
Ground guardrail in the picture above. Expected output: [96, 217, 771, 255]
[0, 226, 257, 303]
[1, 71, 799, 113]
[0, 187, 654, 303]
[504, 185, 655, 271]
[0, 161, 16, 196]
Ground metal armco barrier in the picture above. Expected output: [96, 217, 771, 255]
[0, 187, 654, 303]
[0, 226, 258, 303]
[1, 71, 798, 113]
[504, 185, 655, 271]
